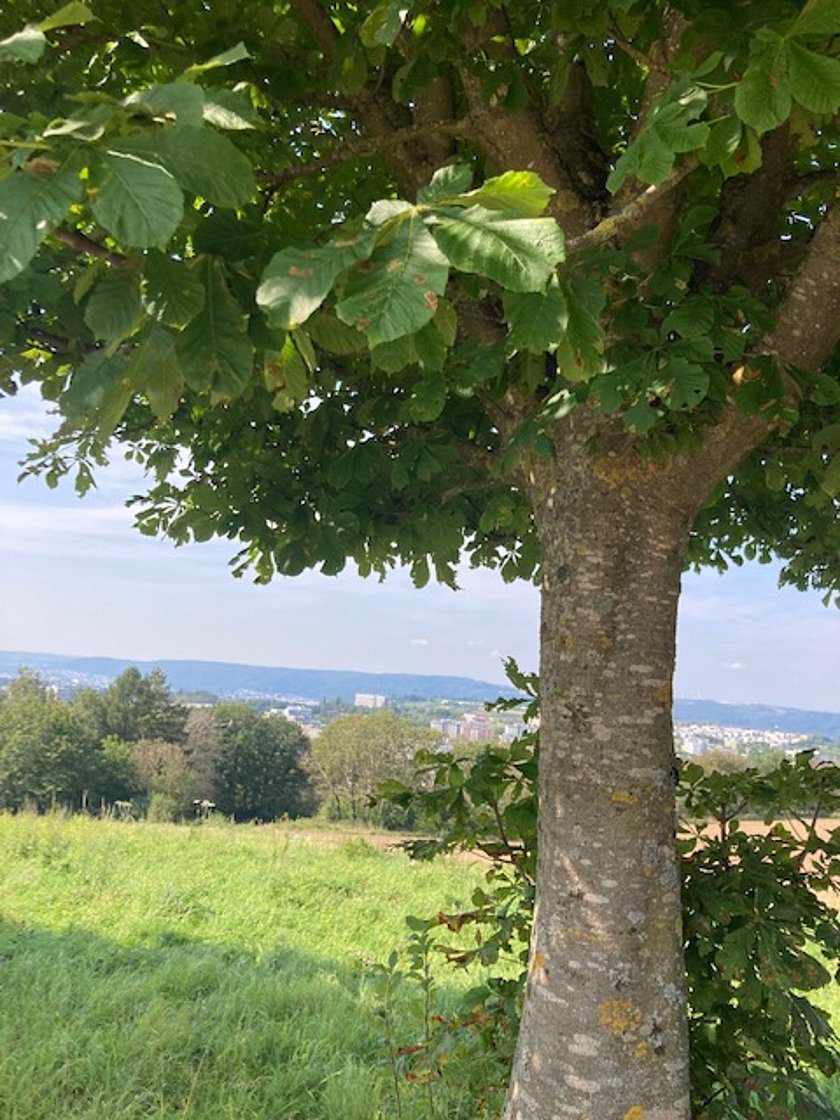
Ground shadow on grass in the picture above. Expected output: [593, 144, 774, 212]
[0, 915, 492, 1120]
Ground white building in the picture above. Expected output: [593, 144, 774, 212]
[355, 692, 386, 709]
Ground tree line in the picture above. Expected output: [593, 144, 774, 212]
[0, 667, 441, 824]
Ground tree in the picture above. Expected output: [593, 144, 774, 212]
[87, 668, 188, 744]
[0, 671, 134, 808]
[130, 738, 200, 817]
[212, 703, 313, 821]
[1, 2, 839, 1115]
[310, 709, 440, 822]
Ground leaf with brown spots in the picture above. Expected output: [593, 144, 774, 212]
[335, 211, 449, 347]
[257, 232, 376, 331]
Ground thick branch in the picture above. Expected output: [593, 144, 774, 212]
[672, 205, 840, 502]
[288, 0, 339, 55]
[766, 203, 840, 373]
[704, 128, 797, 290]
[457, 65, 591, 238]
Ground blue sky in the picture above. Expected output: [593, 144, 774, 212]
[2, 387, 839, 710]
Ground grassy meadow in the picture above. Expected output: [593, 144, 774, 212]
[0, 813, 500, 1120]
[1, 812, 838, 1119]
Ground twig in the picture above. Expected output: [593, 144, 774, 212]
[608, 25, 669, 76]
[25, 326, 74, 354]
[51, 227, 125, 266]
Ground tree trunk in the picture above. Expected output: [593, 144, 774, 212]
[505, 440, 700, 1120]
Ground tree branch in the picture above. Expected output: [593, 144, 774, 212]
[288, 0, 339, 56]
[567, 160, 698, 254]
[25, 326, 74, 353]
[51, 227, 125, 266]
[457, 64, 592, 238]
[257, 121, 470, 188]
[766, 203, 840, 373]
[670, 205, 840, 506]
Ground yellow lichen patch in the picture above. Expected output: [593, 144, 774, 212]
[624, 1107, 646, 1120]
[592, 451, 671, 489]
[654, 680, 672, 707]
[634, 1041, 652, 1060]
[530, 950, 547, 976]
[599, 1000, 642, 1037]
[609, 790, 638, 806]
[561, 926, 610, 945]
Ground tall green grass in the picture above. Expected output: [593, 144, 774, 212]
[0, 813, 495, 1119]
[1, 813, 837, 1117]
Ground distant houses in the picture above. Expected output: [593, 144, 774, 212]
[354, 693, 387, 709]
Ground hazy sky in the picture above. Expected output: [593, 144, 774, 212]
[2, 387, 839, 711]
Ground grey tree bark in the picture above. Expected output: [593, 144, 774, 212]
[504, 420, 708, 1120]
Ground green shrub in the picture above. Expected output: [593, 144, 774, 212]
[379, 660, 840, 1120]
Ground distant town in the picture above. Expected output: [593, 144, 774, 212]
[2, 650, 838, 762]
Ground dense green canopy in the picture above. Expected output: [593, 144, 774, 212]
[0, 0, 838, 594]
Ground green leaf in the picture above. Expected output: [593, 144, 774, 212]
[407, 374, 448, 421]
[43, 105, 112, 142]
[366, 198, 414, 226]
[176, 260, 254, 396]
[370, 334, 418, 372]
[336, 213, 450, 347]
[184, 42, 250, 76]
[735, 51, 792, 135]
[84, 267, 142, 340]
[359, 2, 407, 47]
[503, 282, 569, 353]
[623, 398, 658, 433]
[822, 455, 840, 497]
[257, 232, 375, 330]
[39, 2, 96, 31]
[661, 297, 715, 340]
[552, 272, 605, 382]
[142, 252, 205, 328]
[118, 127, 254, 209]
[793, 0, 840, 36]
[265, 335, 309, 411]
[124, 82, 205, 127]
[202, 89, 256, 130]
[0, 26, 46, 64]
[786, 41, 840, 114]
[0, 160, 82, 282]
[443, 171, 555, 217]
[125, 325, 184, 419]
[810, 373, 840, 406]
[608, 86, 709, 192]
[413, 319, 447, 370]
[429, 206, 564, 293]
[90, 151, 184, 249]
[306, 310, 367, 355]
[666, 359, 709, 410]
[60, 351, 127, 417]
[702, 115, 743, 168]
[417, 164, 473, 204]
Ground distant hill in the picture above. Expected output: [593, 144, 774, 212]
[3, 651, 840, 740]
[0, 650, 505, 703]
[673, 698, 840, 742]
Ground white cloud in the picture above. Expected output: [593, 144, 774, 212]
[409, 637, 429, 646]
